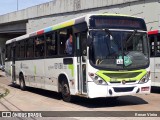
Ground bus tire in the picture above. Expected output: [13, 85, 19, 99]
[19, 75, 26, 91]
[11, 82, 16, 87]
[61, 80, 72, 102]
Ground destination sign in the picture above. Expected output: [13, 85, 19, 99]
[90, 16, 146, 30]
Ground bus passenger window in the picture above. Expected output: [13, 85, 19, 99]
[59, 29, 68, 55]
[81, 33, 87, 56]
[16, 42, 20, 59]
[156, 35, 160, 56]
[15, 42, 20, 59]
[35, 36, 45, 57]
[149, 36, 155, 57]
[19, 41, 25, 59]
[59, 29, 73, 55]
[26, 39, 34, 58]
[6, 44, 11, 61]
[65, 34, 73, 55]
[46, 32, 57, 57]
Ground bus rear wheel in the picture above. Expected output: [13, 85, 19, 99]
[61, 80, 72, 102]
[19, 75, 26, 90]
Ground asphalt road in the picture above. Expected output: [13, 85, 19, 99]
[0, 71, 160, 120]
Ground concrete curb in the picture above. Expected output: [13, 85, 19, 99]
[0, 86, 9, 99]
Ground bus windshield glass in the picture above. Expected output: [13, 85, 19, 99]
[89, 30, 149, 70]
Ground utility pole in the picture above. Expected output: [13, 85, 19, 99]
[17, 0, 19, 11]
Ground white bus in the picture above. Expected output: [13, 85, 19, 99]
[148, 29, 160, 87]
[5, 14, 151, 102]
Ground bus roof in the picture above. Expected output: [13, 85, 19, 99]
[148, 29, 160, 35]
[6, 34, 29, 44]
[6, 13, 144, 44]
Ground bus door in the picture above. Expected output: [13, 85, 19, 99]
[76, 32, 87, 94]
[11, 41, 16, 84]
[149, 34, 160, 86]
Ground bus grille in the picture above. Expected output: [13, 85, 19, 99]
[110, 81, 136, 84]
[113, 87, 134, 92]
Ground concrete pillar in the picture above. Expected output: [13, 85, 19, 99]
[0, 36, 10, 65]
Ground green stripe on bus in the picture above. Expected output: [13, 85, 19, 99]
[96, 69, 147, 82]
[34, 65, 36, 75]
[68, 64, 74, 77]
[52, 20, 75, 31]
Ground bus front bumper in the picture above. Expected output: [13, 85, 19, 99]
[87, 80, 151, 98]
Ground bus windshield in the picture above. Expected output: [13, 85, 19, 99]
[89, 30, 149, 70]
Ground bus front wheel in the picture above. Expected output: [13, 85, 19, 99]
[19, 75, 26, 90]
[61, 80, 72, 102]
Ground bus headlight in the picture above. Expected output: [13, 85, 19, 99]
[89, 73, 107, 85]
[139, 71, 150, 84]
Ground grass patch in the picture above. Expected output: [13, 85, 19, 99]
[0, 86, 10, 99]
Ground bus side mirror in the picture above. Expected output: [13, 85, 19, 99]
[87, 36, 92, 46]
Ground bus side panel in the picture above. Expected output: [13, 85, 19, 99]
[33, 59, 45, 89]
[5, 61, 12, 81]
[15, 61, 20, 85]
[153, 58, 160, 86]
[44, 58, 58, 91]
[15, 60, 33, 87]
[44, 57, 76, 94]
[150, 58, 155, 86]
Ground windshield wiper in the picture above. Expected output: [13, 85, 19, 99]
[104, 29, 112, 36]
[121, 30, 137, 68]
[104, 29, 119, 46]
[126, 30, 137, 45]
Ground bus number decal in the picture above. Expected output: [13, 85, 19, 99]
[155, 64, 160, 69]
[48, 63, 67, 70]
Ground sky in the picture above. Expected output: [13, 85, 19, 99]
[0, 0, 53, 15]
